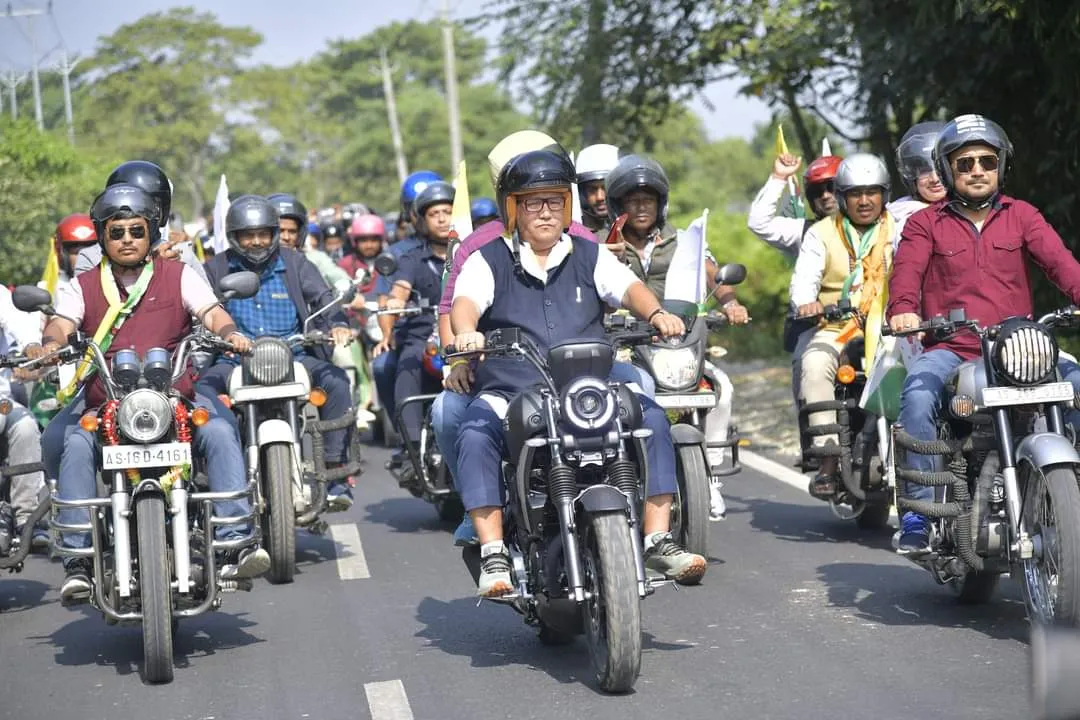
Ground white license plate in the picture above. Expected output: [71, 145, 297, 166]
[981, 382, 1074, 408]
[231, 382, 308, 404]
[655, 393, 717, 409]
[102, 442, 192, 470]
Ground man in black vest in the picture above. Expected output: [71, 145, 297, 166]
[449, 150, 708, 597]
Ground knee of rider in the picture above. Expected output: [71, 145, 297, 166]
[7, 410, 40, 442]
[61, 428, 97, 467]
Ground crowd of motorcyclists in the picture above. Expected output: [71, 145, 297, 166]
[2, 108, 1079, 692]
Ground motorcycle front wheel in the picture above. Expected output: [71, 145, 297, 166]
[1021, 464, 1080, 627]
[263, 442, 296, 584]
[136, 493, 174, 683]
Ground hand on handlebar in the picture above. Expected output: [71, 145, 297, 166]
[888, 312, 924, 339]
[386, 297, 406, 311]
[650, 311, 685, 338]
[226, 332, 253, 354]
[454, 331, 486, 355]
[797, 301, 824, 319]
[331, 326, 354, 347]
[722, 301, 750, 325]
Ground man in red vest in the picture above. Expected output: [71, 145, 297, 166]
[30, 184, 265, 605]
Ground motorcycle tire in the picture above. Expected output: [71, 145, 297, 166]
[264, 442, 296, 584]
[674, 445, 710, 557]
[1022, 465, 1080, 627]
[136, 493, 174, 684]
[435, 496, 465, 523]
[855, 502, 891, 530]
[952, 569, 1000, 605]
[582, 511, 642, 693]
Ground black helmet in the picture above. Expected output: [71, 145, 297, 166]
[932, 114, 1012, 207]
[267, 193, 308, 226]
[414, 181, 455, 236]
[89, 184, 161, 266]
[226, 194, 280, 267]
[605, 154, 670, 228]
[106, 161, 172, 238]
[896, 121, 946, 196]
[496, 149, 575, 233]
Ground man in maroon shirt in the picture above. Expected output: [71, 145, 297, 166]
[887, 114, 1080, 553]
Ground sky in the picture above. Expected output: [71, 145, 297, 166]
[0, 0, 774, 141]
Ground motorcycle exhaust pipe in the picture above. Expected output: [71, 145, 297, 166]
[111, 486, 133, 598]
[171, 485, 191, 594]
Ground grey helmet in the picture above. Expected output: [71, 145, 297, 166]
[605, 154, 670, 228]
[413, 181, 455, 237]
[895, 121, 946, 197]
[932, 114, 1012, 207]
[834, 153, 890, 214]
[226, 194, 280, 267]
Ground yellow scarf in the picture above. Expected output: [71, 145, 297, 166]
[833, 212, 894, 370]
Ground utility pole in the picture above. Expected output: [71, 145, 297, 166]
[377, 46, 409, 187]
[2, 3, 48, 130]
[56, 48, 78, 144]
[440, 0, 463, 172]
[1, 69, 24, 120]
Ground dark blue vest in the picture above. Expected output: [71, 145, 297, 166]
[476, 236, 605, 397]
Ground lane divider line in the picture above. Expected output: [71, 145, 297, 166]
[328, 522, 371, 580]
[365, 679, 414, 720]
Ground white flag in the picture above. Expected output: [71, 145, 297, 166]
[665, 209, 709, 304]
[569, 151, 583, 224]
[211, 174, 230, 254]
[821, 137, 833, 157]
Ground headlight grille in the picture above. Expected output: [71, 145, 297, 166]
[244, 337, 293, 385]
[993, 320, 1057, 386]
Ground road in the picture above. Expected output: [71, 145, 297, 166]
[0, 445, 1034, 720]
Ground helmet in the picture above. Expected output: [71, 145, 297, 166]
[89, 184, 161, 265]
[605, 154, 670, 227]
[896, 121, 946, 196]
[267, 193, 308, 227]
[933, 114, 1012, 203]
[496, 150, 575, 233]
[55, 213, 96, 246]
[487, 130, 564, 189]
[413, 181, 455, 237]
[804, 155, 843, 186]
[225, 194, 280, 266]
[400, 170, 443, 217]
[349, 214, 385, 239]
[575, 144, 621, 184]
[307, 221, 322, 241]
[341, 202, 370, 226]
[105, 161, 172, 237]
[470, 197, 499, 226]
[834, 153, 890, 213]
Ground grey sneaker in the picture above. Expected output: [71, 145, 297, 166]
[60, 558, 92, 605]
[220, 546, 271, 580]
[477, 544, 514, 597]
[644, 532, 707, 585]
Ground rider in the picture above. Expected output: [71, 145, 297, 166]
[199, 195, 358, 510]
[450, 149, 707, 596]
[33, 184, 266, 603]
[603, 153, 750, 520]
[791, 153, 895, 497]
[269, 193, 352, 291]
[575, 143, 621, 234]
[470, 198, 499, 230]
[341, 213, 385, 301]
[888, 114, 1080, 553]
[52, 214, 98, 293]
[887, 121, 948, 240]
[320, 221, 347, 263]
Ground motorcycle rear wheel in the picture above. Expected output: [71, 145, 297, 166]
[136, 493, 174, 684]
[264, 442, 296, 584]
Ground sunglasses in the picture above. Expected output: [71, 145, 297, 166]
[806, 181, 835, 199]
[107, 225, 148, 241]
[954, 154, 999, 174]
[520, 196, 566, 213]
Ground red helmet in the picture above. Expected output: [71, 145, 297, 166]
[56, 213, 97, 245]
[804, 155, 843, 186]
[349, 214, 385, 239]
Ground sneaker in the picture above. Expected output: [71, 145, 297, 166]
[477, 543, 514, 597]
[60, 558, 92, 605]
[453, 514, 479, 547]
[15, 522, 50, 552]
[709, 479, 727, 521]
[644, 532, 707, 585]
[326, 483, 354, 512]
[896, 512, 931, 555]
[706, 447, 727, 470]
[220, 546, 271, 580]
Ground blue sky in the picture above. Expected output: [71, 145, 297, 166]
[0, 0, 773, 140]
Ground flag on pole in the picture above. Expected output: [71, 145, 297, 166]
[775, 125, 806, 219]
[444, 160, 472, 292]
[821, 137, 833, 157]
[211, 175, 230, 255]
[664, 209, 709, 309]
[569, 151, 583, 224]
[40, 236, 59, 296]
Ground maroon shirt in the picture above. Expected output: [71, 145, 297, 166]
[887, 196, 1080, 359]
[80, 256, 194, 407]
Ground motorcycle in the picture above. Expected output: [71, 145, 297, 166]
[455, 326, 664, 693]
[793, 299, 892, 528]
[219, 280, 363, 584]
[11, 275, 261, 683]
[886, 307, 1080, 624]
[0, 381, 49, 571]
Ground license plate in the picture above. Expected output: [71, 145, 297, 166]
[981, 382, 1074, 408]
[102, 442, 192, 470]
[654, 393, 717, 409]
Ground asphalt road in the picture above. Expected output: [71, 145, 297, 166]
[0, 444, 1036, 720]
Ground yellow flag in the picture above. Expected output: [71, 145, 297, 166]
[449, 160, 472, 241]
[775, 124, 791, 157]
[40, 238, 59, 297]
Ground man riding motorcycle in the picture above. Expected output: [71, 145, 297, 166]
[32, 184, 265, 603]
[449, 149, 706, 596]
[887, 114, 1080, 553]
[52, 213, 98, 294]
[887, 121, 949, 239]
[791, 153, 895, 497]
[269, 193, 351, 291]
[199, 195, 357, 510]
[575, 143, 621, 234]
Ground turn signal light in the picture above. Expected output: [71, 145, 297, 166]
[836, 365, 857, 385]
[309, 388, 328, 407]
[191, 407, 211, 427]
[0, 399, 12, 415]
[79, 414, 99, 432]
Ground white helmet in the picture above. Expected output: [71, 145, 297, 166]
[834, 153, 890, 213]
[575, 144, 621, 184]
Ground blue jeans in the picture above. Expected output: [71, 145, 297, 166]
[899, 350, 1080, 504]
[373, 349, 399, 417]
[432, 389, 470, 483]
[42, 390, 250, 549]
[612, 360, 656, 398]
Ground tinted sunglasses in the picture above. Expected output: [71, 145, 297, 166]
[108, 225, 148, 241]
[806, 181, 835, 199]
[954, 154, 999, 174]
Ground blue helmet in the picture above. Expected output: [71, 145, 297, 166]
[470, 197, 499, 226]
[400, 170, 443, 218]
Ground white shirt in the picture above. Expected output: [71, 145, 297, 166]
[789, 215, 901, 307]
[453, 233, 639, 314]
[746, 176, 807, 257]
[885, 196, 929, 254]
[0, 286, 43, 397]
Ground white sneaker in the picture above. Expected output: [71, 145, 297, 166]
[709, 479, 726, 521]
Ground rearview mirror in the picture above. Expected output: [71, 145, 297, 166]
[714, 263, 747, 287]
[374, 252, 398, 277]
[217, 271, 261, 301]
[12, 285, 54, 314]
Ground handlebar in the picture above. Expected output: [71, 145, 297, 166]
[788, 302, 859, 324]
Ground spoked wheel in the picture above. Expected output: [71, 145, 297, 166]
[581, 511, 642, 693]
[673, 445, 710, 557]
[264, 443, 296, 584]
[136, 493, 174, 683]
[1021, 464, 1080, 627]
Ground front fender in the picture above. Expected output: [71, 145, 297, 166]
[575, 484, 630, 514]
[670, 423, 705, 446]
[258, 418, 297, 446]
[1016, 432, 1080, 472]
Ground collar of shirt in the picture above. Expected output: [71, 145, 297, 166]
[501, 233, 572, 284]
[229, 252, 286, 278]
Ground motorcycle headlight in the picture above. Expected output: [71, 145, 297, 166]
[117, 389, 172, 443]
[244, 337, 293, 385]
[992, 319, 1058, 386]
[561, 377, 616, 433]
[650, 347, 700, 389]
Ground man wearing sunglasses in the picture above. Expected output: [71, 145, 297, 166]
[888, 114, 1080, 554]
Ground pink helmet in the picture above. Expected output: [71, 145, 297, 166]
[349, 213, 385, 239]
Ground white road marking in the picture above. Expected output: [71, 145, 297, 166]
[365, 679, 414, 720]
[328, 522, 370, 580]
